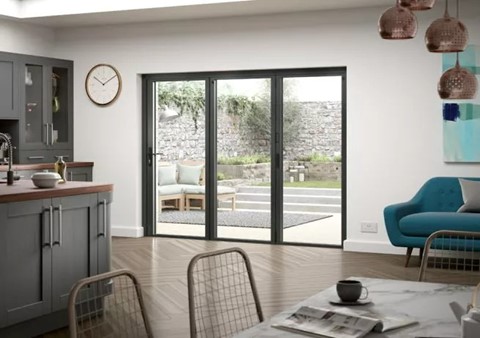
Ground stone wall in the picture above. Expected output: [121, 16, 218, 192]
[157, 101, 341, 161]
[218, 161, 341, 182]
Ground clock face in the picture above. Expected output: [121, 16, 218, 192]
[85, 64, 121, 106]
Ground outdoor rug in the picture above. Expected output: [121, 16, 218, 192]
[157, 210, 332, 229]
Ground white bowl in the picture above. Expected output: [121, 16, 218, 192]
[31, 172, 62, 188]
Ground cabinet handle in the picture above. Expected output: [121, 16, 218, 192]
[99, 199, 107, 237]
[69, 171, 73, 181]
[43, 206, 53, 247]
[49, 206, 53, 248]
[28, 156, 45, 160]
[55, 205, 63, 246]
[50, 124, 54, 145]
[45, 123, 50, 146]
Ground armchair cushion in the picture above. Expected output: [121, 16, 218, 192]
[158, 165, 177, 186]
[458, 178, 480, 212]
[178, 164, 203, 185]
[158, 184, 183, 195]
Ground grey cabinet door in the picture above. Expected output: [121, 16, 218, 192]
[0, 53, 19, 120]
[0, 199, 52, 328]
[67, 166, 93, 182]
[97, 192, 113, 273]
[50, 193, 98, 312]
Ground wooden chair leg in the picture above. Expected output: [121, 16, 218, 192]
[405, 247, 413, 267]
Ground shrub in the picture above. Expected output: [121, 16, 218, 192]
[296, 152, 331, 163]
[218, 154, 270, 165]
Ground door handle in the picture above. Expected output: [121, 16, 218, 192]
[147, 147, 165, 167]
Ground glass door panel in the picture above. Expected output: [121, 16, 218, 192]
[216, 78, 271, 241]
[282, 76, 342, 245]
[154, 80, 206, 238]
[51, 67, 69, 145]
[25, 64, 44, 144]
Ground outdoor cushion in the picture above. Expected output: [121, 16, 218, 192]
[158, 165, 177, 186]
[399, 212, 480, 237]
[458, 178, 480, 212]
[178, 164, 203, 185]
[183, 186, 205, 194]
[158, 184, 183, 195]
[183, 186, 236, 195]
[218, 186, 235, 195]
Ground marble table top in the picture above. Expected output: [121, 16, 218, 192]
[235, 277, 474, 337]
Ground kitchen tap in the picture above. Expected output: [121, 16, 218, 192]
[0, 133, 14, 185]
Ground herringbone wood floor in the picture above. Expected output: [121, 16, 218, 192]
[44, 236, 420, 338]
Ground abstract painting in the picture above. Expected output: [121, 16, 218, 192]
[443, 45, 480, 162]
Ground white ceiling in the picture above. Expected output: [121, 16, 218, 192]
[3, 0, 395, 28]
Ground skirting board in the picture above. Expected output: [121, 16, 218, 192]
[343, 239, 407, 255]
[111, 225, 144, 238]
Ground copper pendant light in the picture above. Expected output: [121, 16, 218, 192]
[425, 0, 468, 53]
[438, 53, 478, 99]
[379, 0, 418, 40]
[400, 0, 436, 11]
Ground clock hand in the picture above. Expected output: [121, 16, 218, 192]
[93, 76, 105, 85]
[103, 75, 118, 85]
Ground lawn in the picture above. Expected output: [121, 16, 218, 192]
[256, 180, 341, 188]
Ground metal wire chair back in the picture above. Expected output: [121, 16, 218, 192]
[68, 269, 153, 338]
[419, 230, 480, 285]
[187, 247, 263, 338]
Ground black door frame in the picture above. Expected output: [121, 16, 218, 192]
[142, 67, 347, 248]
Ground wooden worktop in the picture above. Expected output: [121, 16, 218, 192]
[0, 180, 113, 203]
[0, 162, 93, 172]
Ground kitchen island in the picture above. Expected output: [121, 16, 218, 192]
[0, 180, 113, 337]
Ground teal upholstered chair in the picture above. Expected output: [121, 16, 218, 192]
[384, 177, 480, 267]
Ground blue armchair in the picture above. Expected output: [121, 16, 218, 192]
[384, 177, 480, 267]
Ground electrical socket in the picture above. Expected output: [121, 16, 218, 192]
[361, 222, 378, 233]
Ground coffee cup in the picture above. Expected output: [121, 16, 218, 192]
[336, 280, 368, 302]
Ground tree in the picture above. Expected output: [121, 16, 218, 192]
[156, 80, 301, 147]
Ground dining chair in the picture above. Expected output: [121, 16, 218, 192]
[68, 269, 153, 338]
[187, 247, 264, 338]
[418, 230, 480, 285]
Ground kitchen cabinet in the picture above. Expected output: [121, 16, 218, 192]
[0, 184, 112, 337]
[0, 52, 73, 164]
[0, 53, 20, 120]
[19, 56, 73, 162]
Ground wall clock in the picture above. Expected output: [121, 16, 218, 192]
[85, 64, 122, 106]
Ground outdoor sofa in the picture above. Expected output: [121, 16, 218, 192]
[384, 176, 480, 267]
[158, 162, 236, 212]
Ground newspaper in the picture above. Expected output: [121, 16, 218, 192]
[272, 306, 418, 338]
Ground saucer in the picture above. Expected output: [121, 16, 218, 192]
[329, 298, 372, 306]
